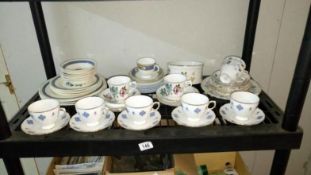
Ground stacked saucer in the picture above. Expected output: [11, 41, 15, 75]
[129, 57, 164, 93]
[156, 74, 199, 107]
[201, 56, 261, 100]
[39, 59, 107, 106]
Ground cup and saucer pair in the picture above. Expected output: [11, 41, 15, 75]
[130, 57, 163, 81]
[156, 74, 199, 107]
[21, 99, 70, 135]
[219, 91, 265, 126]
[117, 95, 161, 131]
[99, 76, 141, 112]
[69, 97, 115, 132]
[171, 93, 216, 127]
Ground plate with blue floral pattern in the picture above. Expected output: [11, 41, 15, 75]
[171, 106, 215, 127]
[69, 111, 115, 132]
[21, 111, 70, 135]
[117, 109, 161, 131]
[219, 103, 265, 125]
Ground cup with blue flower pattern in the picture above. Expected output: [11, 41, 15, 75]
[181, 93, 216, 121]
[28, 99, 66, 129]
[75, 97, 108, 126]
[125, 95, 160, 125]
[230, 91, 259, 121]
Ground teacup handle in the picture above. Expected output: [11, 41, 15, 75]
[129, 81, 137, 89]
[184, 80, 192, 87]
[60, 108, 66, 113]
[206, 101, 216, 110]
[101, 105, 109, 114]
[154, 65, 160, 72]
[152, 102, 161, 111]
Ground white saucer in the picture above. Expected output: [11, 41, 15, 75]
[219, 103, 265, 125]
[129, 67, 164, 82]
[117, 109, 161, 131]
[21, 111, 70, 135]
[70, 111, 115, 132]
[156, 86, 199, 106]
[171, 106, 215, 127]
[201, 76, 261, 100]
[99, 88, 141, 112]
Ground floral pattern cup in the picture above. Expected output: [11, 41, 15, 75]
[162, 74, 192, 100]
[125, 95, 160, 124]
[28, 99, 65, 129]
[230, 91, 259, 121]
[181, 93, 216, 121]
[108, 76, 136, 103]
[75, 97, 108, 126]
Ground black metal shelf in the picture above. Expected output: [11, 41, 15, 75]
[0, 90, 302, 157]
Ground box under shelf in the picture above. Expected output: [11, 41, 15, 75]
[0, 86, 303, 157]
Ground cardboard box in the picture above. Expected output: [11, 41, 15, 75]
[194, 152, 251, 175]
[47, 152, 250, 175]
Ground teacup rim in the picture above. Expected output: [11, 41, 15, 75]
[231, 91, 259, 104]
[181, 93, 209, 106]
[28, 99, 59, 113]
[164, 74, 187, 83]
[125, 95, 153, 108]
[75, 97, 104, 110]
[136, 57, 156, 66]
[107, 75, 131, 86]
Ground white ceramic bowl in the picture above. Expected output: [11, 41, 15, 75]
[60, 59, 96, 75]
[168, 61, 203, 84]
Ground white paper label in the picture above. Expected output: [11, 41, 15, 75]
[138, 141, 153, 151]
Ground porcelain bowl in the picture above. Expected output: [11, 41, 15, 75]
[60, 59, 96, 75]
[168, 61, 203, 84]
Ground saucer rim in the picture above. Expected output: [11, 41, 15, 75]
[171, 106, 216, 127]
[219, 103, 265, 126]
[69, 111, 115, 132]
[117, 109, 161, 131]
[156, 86, 199, 107]
[21, 111, 70, 135]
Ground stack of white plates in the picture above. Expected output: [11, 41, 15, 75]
[129, 67, 164, 93]
[39, 59, 107, 106]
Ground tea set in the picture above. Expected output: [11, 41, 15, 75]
[201, 56, 261, 100]
[23, 56, 265, 135]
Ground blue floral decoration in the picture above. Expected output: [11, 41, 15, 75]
[27, 120, 34, 125]
[38, 115, 46, 121]
[139, 111, 146, 116]
[82, 112, 89, 118]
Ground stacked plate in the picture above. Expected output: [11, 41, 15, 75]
[201, 70, 261, 100]
[129, 67, 164, 93]
[39, 59, 107, 106]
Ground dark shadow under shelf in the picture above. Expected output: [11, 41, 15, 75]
[0, 85, 303, 157]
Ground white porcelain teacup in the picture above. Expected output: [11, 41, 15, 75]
[108, 76, 137, 103]
[219, 64, 247, 84]
[136, 57, 160, 77]
[230, 91, 260, 121]
[181, 93, 216, 121]
[75, 97, 108, 126]
[223, 56, 246, 70]
[28, 99, 65, 129]
[125, 95, 160, 124]
[163, 74, 192, 100]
